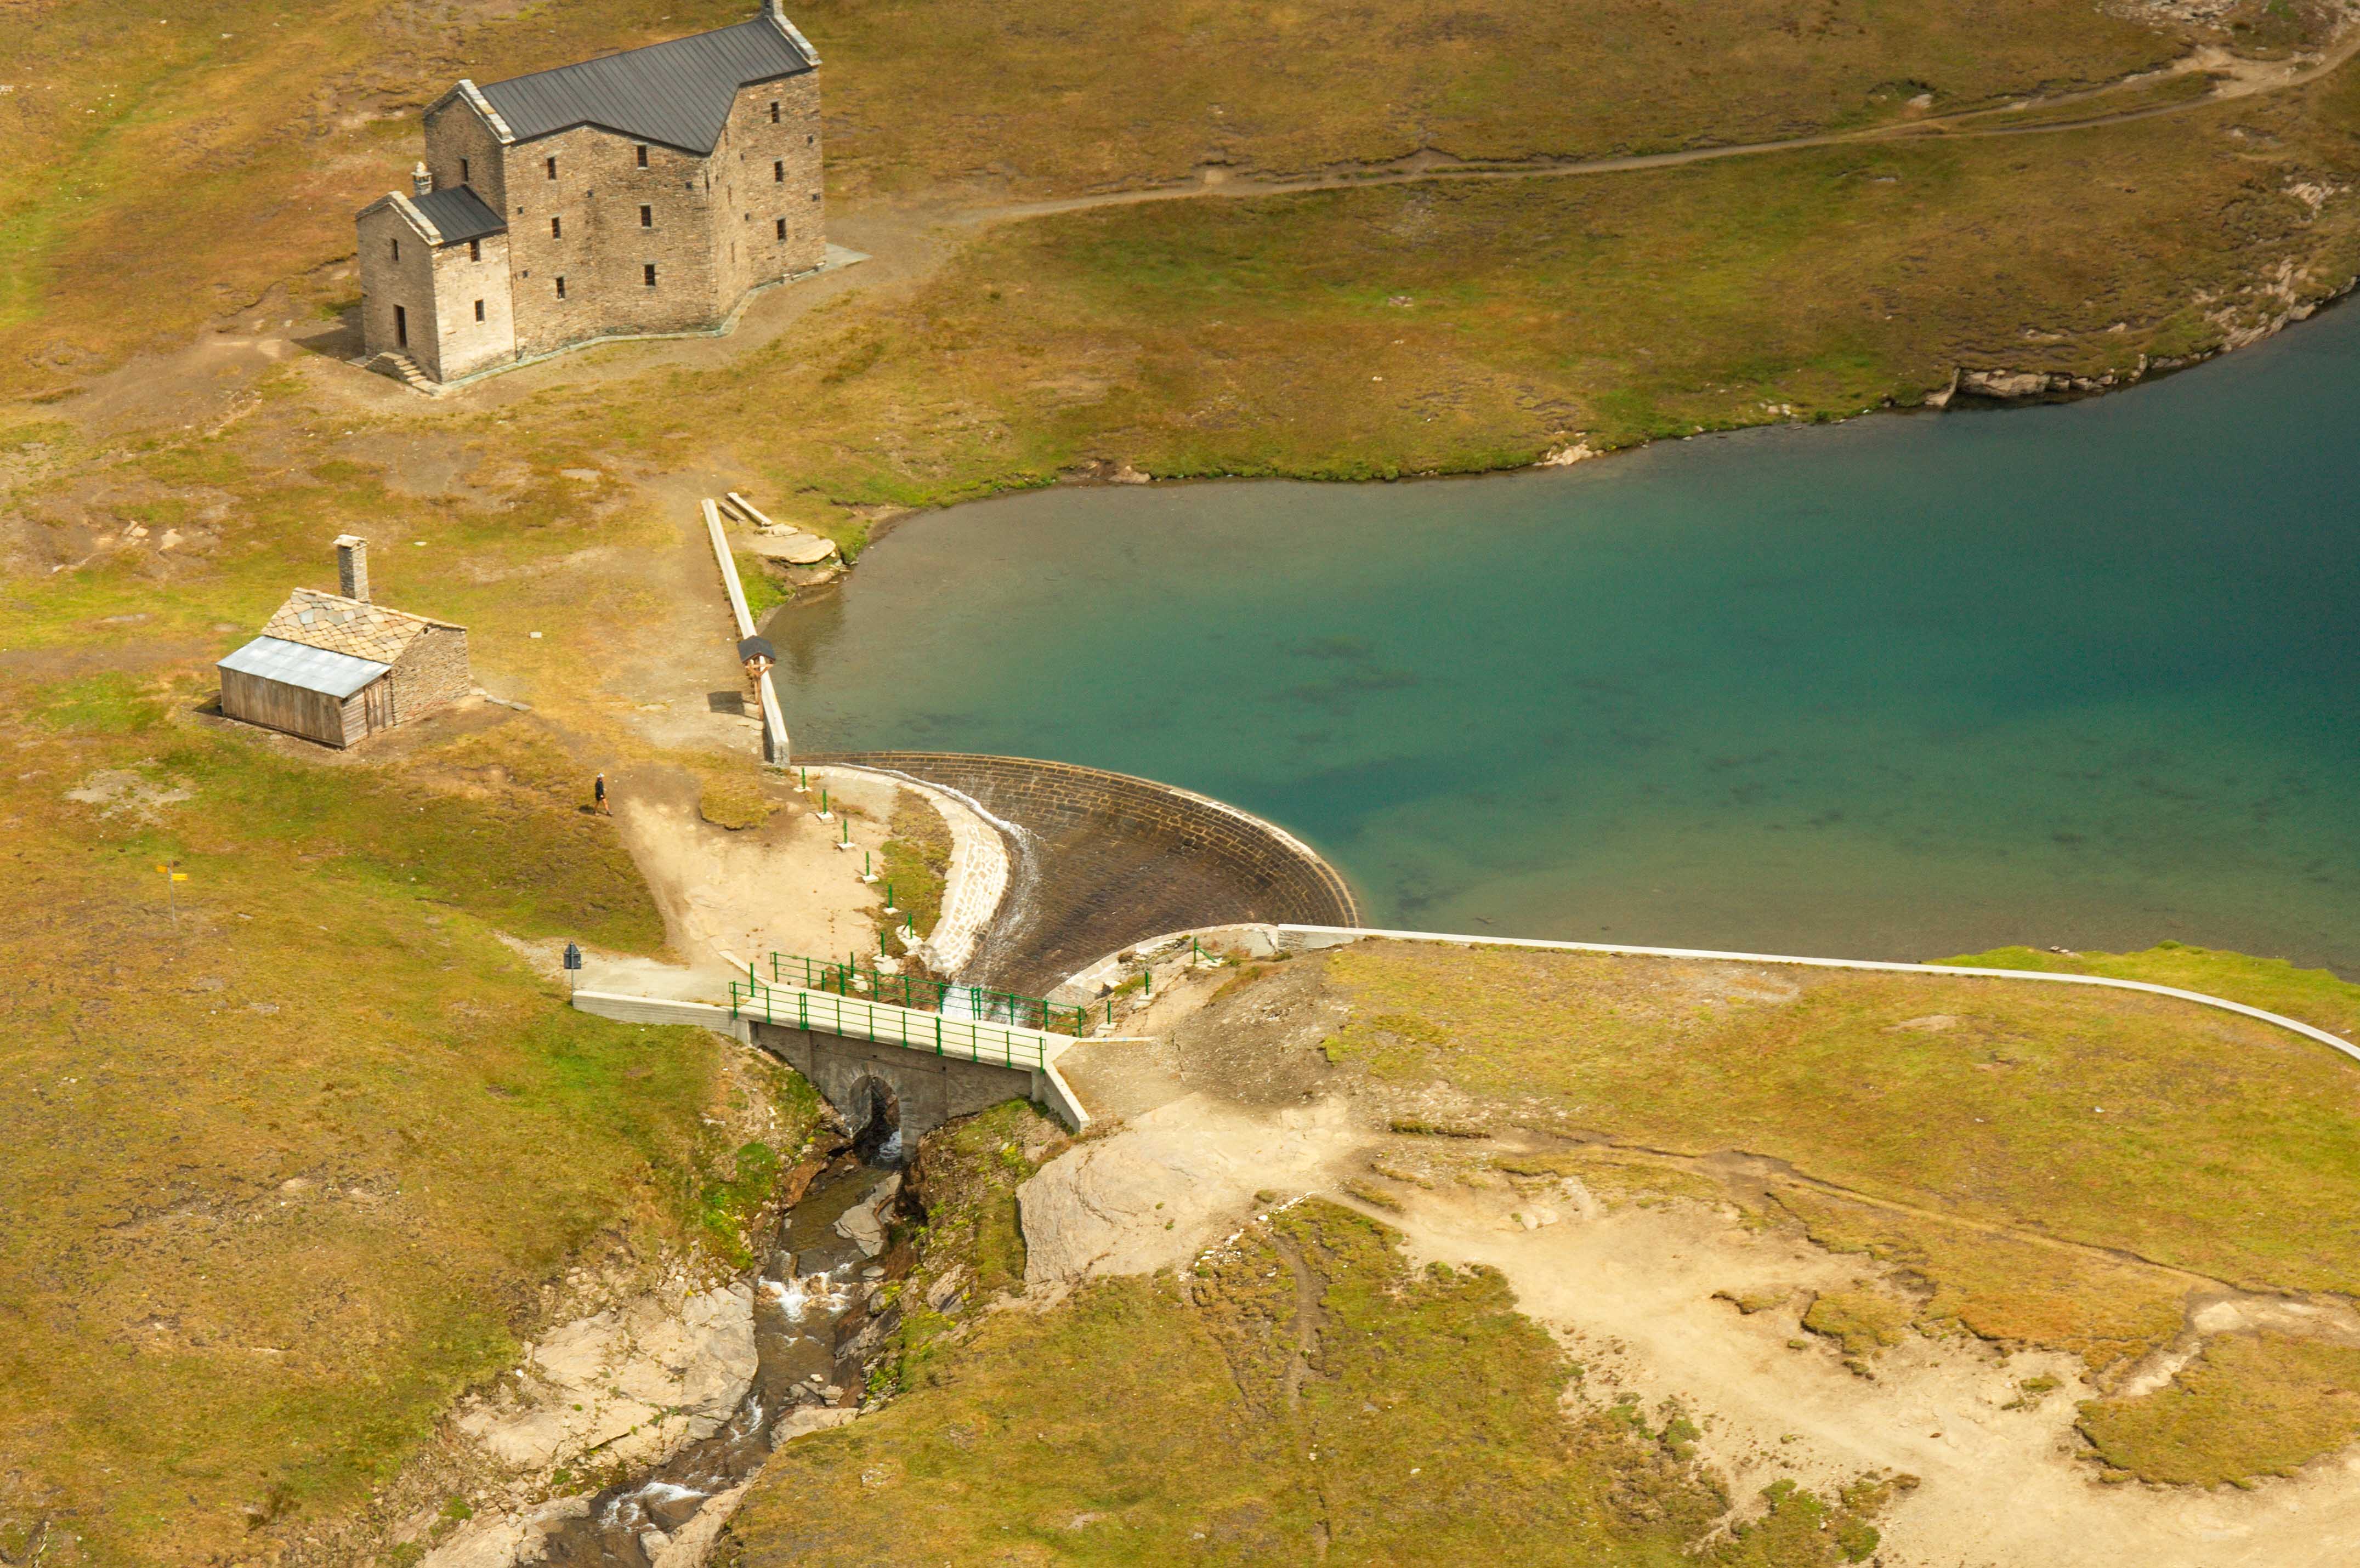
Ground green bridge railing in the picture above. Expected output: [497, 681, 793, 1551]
[769, 951, 1092, 1036]
[728, 977, 1060, 1071]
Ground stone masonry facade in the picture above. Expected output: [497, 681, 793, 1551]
[356, 2, 824, 387]
[390, 624, 473, 721]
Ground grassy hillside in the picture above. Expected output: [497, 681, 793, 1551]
[0, 0, 2282, 384]
[0, 686, 785, 1564]
[724, 1200, 1895, 1566]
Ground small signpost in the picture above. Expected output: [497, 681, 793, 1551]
[155, 860, 187, 922]
[563, 940, 583, 997]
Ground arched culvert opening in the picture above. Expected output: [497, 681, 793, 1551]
[847, 1075, 903, 1166]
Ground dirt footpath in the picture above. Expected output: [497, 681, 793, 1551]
[606, 765, 885, 984]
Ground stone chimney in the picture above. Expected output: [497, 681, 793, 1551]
[412, 162, 433, 197]
[336, 535, 370, 603]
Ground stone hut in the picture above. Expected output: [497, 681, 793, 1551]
[217, 536, 471, 748]
[355, 0, 825, 387]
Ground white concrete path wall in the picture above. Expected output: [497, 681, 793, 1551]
[1056, 923, 2360, 1066]
[809, 763, 1011, 979]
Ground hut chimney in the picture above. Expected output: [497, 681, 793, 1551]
[335, 535, 370, 603]
[412, 161, 434, 197]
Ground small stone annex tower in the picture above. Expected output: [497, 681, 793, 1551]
[355, 0, 824, 387]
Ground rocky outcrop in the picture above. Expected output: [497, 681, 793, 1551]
[1015, 1096, 1361, 1285]
[453, 1282, 759, 1472]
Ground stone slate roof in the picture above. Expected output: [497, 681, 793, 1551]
[260, 588, 463, 666]
[218, 636, 391, 700]
[476, 13, 814, 155]
[411, 184, 505, 243]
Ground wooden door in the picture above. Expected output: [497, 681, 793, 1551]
[362, 678, 393, 735]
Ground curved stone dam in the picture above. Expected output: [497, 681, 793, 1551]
[813, 751, 1359, 992]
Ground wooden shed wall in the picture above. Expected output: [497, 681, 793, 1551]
[222, 667, 357, 747]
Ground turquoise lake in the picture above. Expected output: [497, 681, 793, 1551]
[773, 310, 2360, 975]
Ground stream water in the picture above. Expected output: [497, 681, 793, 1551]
[536, 1153, 899, 1566]
[773, 306, 2360, 975]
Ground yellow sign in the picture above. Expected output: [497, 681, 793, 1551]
[172, 873, 188, 883]
[156, 865, 187, 882]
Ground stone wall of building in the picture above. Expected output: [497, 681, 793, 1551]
[356, 204, 441, 371]
[504, 124, 730, 356]
[423, 96, 509, 220]
[711, 72, 826, 305]
[390, 626, 473, 721]
[427, 233, 517, 379]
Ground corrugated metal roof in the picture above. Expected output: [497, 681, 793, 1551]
[219, 637, 391, 700]
[478, 16, 813, 155]
[412, 184, 506, 244]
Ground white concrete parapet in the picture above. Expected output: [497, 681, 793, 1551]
[572, 989, 751, 1042]
[1056, 922, 2360, 1066]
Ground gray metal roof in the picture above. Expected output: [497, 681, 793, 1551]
[218, 636, 390, 700]
[477, 16, 813, 155]
[413, 184, 506, 244]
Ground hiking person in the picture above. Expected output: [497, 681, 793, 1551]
[594, 771, 609, 815]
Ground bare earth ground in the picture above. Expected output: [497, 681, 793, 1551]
[605, 768, 884, 981]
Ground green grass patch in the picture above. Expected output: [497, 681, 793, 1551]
[1946, 942, 2360, 1042]
[876, 789, 951, 944]
[2078, 1333, 2360, 1486]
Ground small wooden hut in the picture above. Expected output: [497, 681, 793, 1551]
[218, 536, 470, 748]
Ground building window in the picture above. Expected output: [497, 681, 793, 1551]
[555, 276, 566, 299]
[459, 157, 470, 184]
[550, 215, 562, 238]
[810, 192, 820, 202]
[773, 160, 784, 183]
[639, 204, 653, 228]
[473, 299, 485, 322]
[390, 237, 400, 262]
[545, 156, 557, 179]
[770, 101, 780, 123]
[394, 304, 407, 347]
[636, 144, 648, 168]
[775, 217, 786, 240]
[468, 238, 480, 261]
[643, 263, 657, 287]
[807, 134, 814, 145]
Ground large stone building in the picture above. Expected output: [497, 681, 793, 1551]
[356, 0, 824, 387]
